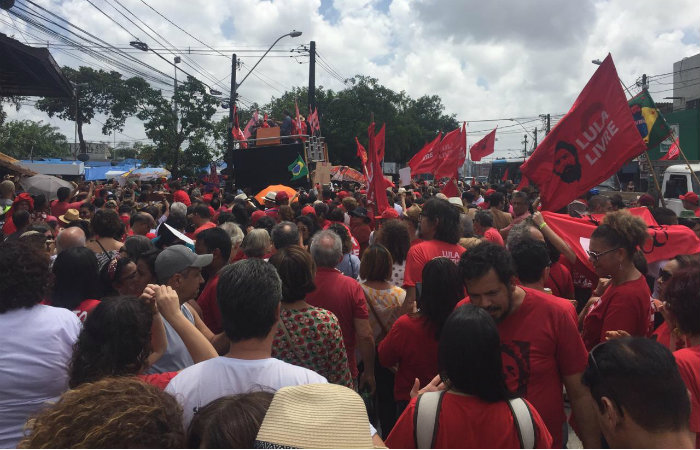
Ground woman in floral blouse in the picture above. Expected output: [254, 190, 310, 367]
[268, 245, 353, 388]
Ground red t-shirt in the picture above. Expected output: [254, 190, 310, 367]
[385, 392, 553, 449]
[73, 299, 100, 323]
[137, 372, 178, 390]
[50, 200, 84, 218]
[483, 227, 504, 246]
[403, 240, 466, 287]
[674, 346, 700, 447]
[196, 274, 221, 334]
[582, 275, 653, 351]
[172, 190, 191, 206]
[193, 221, 216, 237]
[497, 287, 588, 448]
[651, 322, 686, 351]
[377, 314, 438, 401]
[545, 260, 575, 299]
[305, 267, 369, 378]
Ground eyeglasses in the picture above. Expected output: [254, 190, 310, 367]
[586, 247, 619, 262]
[658, 268, 672, 282]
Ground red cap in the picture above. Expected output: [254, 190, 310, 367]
[301, 205, 316, 216]
[359, 190, 367, 195]
[680, 191, 699, 205]
[251, 210, 266, 225]
[337, 190, 350, 199]
[378, 208, 399, 220]
[484, 189, 496, 196]
[202, 193, 213, 203]
[275, 191, 289, 202]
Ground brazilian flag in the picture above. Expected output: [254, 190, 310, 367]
[628, 89, 672, 149]
[288, 154, 308, 181]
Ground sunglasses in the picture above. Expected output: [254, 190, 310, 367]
[658, 268, 672, 282]
[586, 247, 619, 262]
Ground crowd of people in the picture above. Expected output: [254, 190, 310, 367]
[0, 174, 698, 448]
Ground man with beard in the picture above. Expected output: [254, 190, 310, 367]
[553, 141, 582, 184]
[459, 242, 599, 448]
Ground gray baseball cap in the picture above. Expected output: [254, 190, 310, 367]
[155, 244, 213, 283]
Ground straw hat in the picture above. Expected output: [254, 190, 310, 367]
[59, 208, 81, 224]
[254, 383, 373, 449]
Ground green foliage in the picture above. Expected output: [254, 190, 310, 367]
[0, 120, 70, 159]
[0, 96, 25, 127]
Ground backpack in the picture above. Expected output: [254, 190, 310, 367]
[413, 391, 536, 449]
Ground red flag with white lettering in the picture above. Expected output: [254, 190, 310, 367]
[408, 132, 442, 176]
[470, 128, 496, 162]
[520, 54, 646, 212]
[660, 139, 680, 161]
[434, 122, 466, 179]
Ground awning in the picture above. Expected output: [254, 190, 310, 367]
[0, 151, 36, 176]
[0, 32, 73, 97]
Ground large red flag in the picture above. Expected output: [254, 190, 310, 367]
[293, 100, 306, 141]
[374, 124, 386, 162]
[408, 132, 442, 176]
[660, 139, 680, 161]
[434, 122, 466, 179]
[441, 175, 460, 197]
[367, 123, 391, 215]
[308, 106, 321, 134]
[231, 105, 248, 148]
[542, 209, 700, 272]
[356, 137, 368, 167]
[520, 54, 646, 212]
[470, 128, 496, 162]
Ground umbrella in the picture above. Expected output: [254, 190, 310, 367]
[19, 174, 73, 201]
[330, 165, 366, 184]
[255, 184, 297, 205]
[123, 167, 171, 182]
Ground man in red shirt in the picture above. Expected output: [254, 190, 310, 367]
[473, 210, 504, 246]
[195, 227, 232, 334]
[51, 183, 94, 218]
[189, 204, 216, 238]
[500, 191, 531, 240]
[305, 229, 376, 394]
[403, 198, 465, 311]
[680, 191, 700, 217]
[170, 181, 191, 206]
[459, 242, 600, 448]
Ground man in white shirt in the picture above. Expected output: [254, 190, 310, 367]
[166, 258, 327, 426]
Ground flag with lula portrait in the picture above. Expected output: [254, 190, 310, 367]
[288, 154, 308, 181]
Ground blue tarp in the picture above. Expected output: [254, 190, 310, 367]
[84, 165, 133, 181]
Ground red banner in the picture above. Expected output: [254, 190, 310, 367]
[408, 132, 442, 176]
[541, 208, 700, 272]
[367, 123, 391, 214]
[231, 105, 248, 148]
[441, 176, 460, 197]
[434, 122, 466, 179]
[470, 127, 496, 162]
[521, 54, 646, 212]
[660, 139, 680, 161]
[375, 124, 386, 162]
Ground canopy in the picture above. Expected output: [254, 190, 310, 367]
[19, 174, 73, 201]
[254, 184, 297, 205]
[330, 165, 365, 184]
[123, 167, 171, 182]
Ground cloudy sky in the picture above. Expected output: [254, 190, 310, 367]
[2, 0, 699, 162]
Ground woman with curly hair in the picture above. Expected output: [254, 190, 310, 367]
[0, 240, 82, 448]
[375, 219, 411, 287]
[86, 208, 124, 270]
[19, 377, 185, 448]
[51, 246, 103, 322]
[69, 287, 217, 390]
[581, 210, 653, 350]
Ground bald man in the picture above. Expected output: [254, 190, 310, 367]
[55, 226, 86, 254]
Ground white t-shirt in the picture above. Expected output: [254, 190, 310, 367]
[0, 304, 81, 448]
[165, 356, 328, 426]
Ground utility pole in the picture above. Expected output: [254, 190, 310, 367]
[308, 41, 316, 113]
[228, 53, 237, 156]
[642, 73, 648, 90]
[532, 127, 538, 152]
[173, 56, 180, 132]
[522, 134, 528, 158]
[546, 114, 551, 135]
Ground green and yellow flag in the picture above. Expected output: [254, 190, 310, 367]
[288, 154, 308, 181]
[628, 89, 672, 149]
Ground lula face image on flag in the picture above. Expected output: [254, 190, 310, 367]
[288, 155, 308, 181]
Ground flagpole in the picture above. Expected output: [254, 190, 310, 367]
[656, 113, 700, 190]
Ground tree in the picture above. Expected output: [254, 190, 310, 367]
[0, 120, 70, 159]
[137, 76, 218, 177]
[34, 66, 154, 158]
[0, 96, 25, 128]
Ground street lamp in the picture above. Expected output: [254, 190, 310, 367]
[592, 59, 603, 65]
[235, 30, 302, 90]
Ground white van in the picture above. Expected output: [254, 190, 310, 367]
[661, 163, 700, 214]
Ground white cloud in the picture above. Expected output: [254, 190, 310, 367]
[2, 0, 699, 159]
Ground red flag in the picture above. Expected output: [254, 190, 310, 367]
[501, 167, 509, 182]
[541, 209, 699, 272]
[408, 132, 442, 176]
[262, 113, 270, 128]
[243, 110, 258, 139]
[441, 175, 460, 197]
[367, 122, 391, 215]
[308, 107, 321, 134]
[231, 105, 247, 148]
[374, 124, 386, 162]
[356, 137, 368, 167]
[293, 100, 306, 141]
[434, 122, 466, 179]
[470, 128, 496, 162]
[660, 139, 680, 161]
[520, 54, 646, 212]
[516, 173, 529, 190]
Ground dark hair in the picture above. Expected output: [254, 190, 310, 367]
[376, 219, 410, 264]
[509, 238, 551, 283]
[271, 221, 300, 250]
[118, 203, 132, 215]
[80, 202, 95, 212]
[488, 191, 504, 207]
[57, 186, 71, 201]
[129, 212, 152, 228]
[588, 195, 611, 212]
[314, 202, 328, 218]
[473, 210, 494, 228]
[187, 392, 273, 448]
[93, 197, 105, 208]
[591, 210, 648, 257]
[417, 257, 464, 339]
[255, 215, 276, 234]
[217, 259, 282, 342]
[609, 194, 625, 210]
[295, 215, 319, 245]
[359, 244, 393, 282]
[12, 209, 30, 229]
[459, 242, 516, 287]
[231, 203, 250, 229]
[421, 198, 460, 244]
[99, 254, 134, 293]
[582, 337, 690, 432]
[122, 235, 156, 261]
[327, 208, 344, 223]
[268, 246, 316, 303]
[0, 240, 51, 313]
[663, 265, 700, 335]
[328, 223, 351, 254]
[91, 209, 124, 240]
[51, 247, 102, 311]
[650, 207, 678, 226]
[69, 296, 153, 388]
[439, 305, 510, 402]
[197, 227, 233, 262]
[192, 204, 211, 219]
[136, 248, 161, 284]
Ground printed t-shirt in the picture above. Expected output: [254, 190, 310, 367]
[582, 275, 653, 351]
[138, 372, 178, 390]
[483, 227, 504, 245]
[172, 190, 191, 206]
[165, 356, 327, 426]
[403, 240, 466, 287]
[673, 346, 700, 448]
[73, 299, 100, 323]
[196, 274, 221, 333]
[50, 200, 83, 218]
[545, 260, 575, 299]
[496, 287, 588, 448]
[305, 267, 369, 378]
[361, 284, 405, 343]
[385, 391, 553, 449]
[377, 314, 439, 401]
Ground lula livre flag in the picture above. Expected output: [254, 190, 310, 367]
[434, 122, 467, 179]
[628, 89, 672, 149]
[288, 154, 308, 181]
[408, 132, 442, 176]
